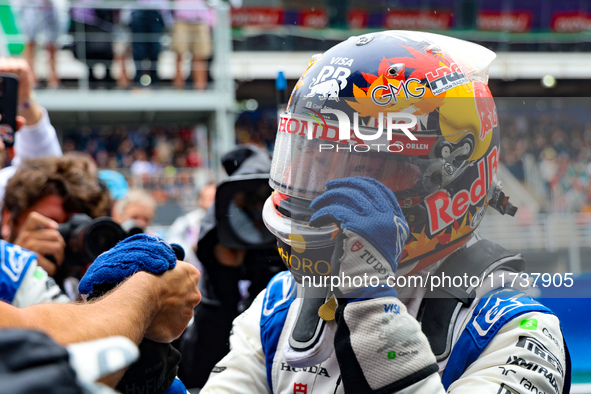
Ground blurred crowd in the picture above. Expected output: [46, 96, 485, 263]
[4, 95, 589, 219]
[76, 126, 207, 216]
[0, 121, 210, 220]
[61, 124, 205, 171]
[500, 103, 591, 213]
[14, 0, 216, 89]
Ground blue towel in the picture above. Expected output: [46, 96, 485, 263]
[79, 234, 179, 296]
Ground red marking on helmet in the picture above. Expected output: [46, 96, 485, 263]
[286, 119, 300, 134]
[277, 114, 365, 146]
[437, 232, 451, 245]
[470, 159, 487, 203]
[425, 190, 454, 235]
[278, 116, 288, 134]
[362, 71, 378, 85]
[474, 81, 498, 140]
[425, 151, 493, 235]
[451, 190, 470, 217]
[379, 45, 449, 81]
[272, 191, 290, 208]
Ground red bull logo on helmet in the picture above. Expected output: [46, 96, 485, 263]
[425, 146, 498, 235]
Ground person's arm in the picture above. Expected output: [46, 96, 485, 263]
[0, 57, 61, 167]
[0, 261, 201, 346]
[0, 58, 38, 125]
[12, 104, 61, 166]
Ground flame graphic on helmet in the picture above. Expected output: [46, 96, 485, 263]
[343, 43, 495, 163]
[401, 210, 475, 264]
[345, 44, 460, 121]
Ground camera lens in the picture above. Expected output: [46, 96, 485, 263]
[84, 219, 126, 260]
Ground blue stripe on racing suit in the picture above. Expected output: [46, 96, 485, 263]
[260, 271, 296, 392]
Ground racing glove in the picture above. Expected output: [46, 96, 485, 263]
[309, 177, 438, 393]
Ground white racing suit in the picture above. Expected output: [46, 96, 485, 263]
[0, 240, 69, 307]
[202, 237, 570, 393]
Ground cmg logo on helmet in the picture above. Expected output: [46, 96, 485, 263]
[424, 146, 498, 235]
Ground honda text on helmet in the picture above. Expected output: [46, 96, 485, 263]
[263, 30, 517, 276]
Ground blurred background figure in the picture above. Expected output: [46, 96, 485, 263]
[166, 181, 216, 269]
[129, 0, 172, 87]
[112, 8, 133, 89]
[69, 0, 116, 88]
[0, 155, 112, 292]
[16, 0, 67, 88]
[98, 169, 130, 201]
[112, 188, 157, 231]
[171, 0, 215, 90]
[177, 145, 284, 389]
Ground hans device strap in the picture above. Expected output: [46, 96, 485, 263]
[289, 286, 330, 351]
[417, 239, 526, 361]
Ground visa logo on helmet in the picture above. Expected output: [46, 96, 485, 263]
[425, 146, 498, 235]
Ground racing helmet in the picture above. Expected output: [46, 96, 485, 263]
[263, 31, 516, 276]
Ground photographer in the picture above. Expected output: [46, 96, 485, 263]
[0, 58, 62, 201]
[0, 144, 202, 392]
[1, 155, 111, 281]
[178, 145, 285, 389]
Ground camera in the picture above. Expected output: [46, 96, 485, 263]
[57, 214, 186, 266]
[120, 219, 144, 237]
[215, 173, 275, 249]
[58, 214, 127, 267]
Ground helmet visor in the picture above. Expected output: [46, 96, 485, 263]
[270, 112, 480, 206]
